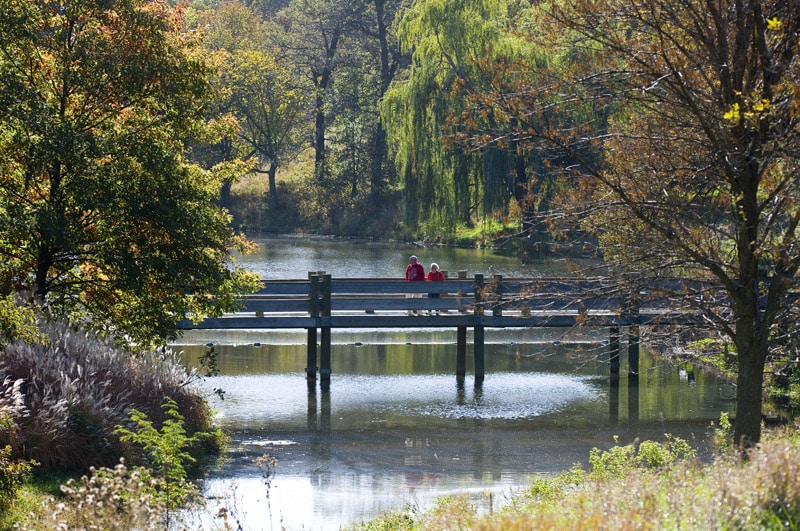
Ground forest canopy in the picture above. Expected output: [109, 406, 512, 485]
[0, 0, 259, 346]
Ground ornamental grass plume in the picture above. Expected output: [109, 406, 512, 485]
[0, 320, 217, 472]
[16, 460, 167, 531]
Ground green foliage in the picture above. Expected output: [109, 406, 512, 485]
[712, 412, 734, 453]
[115, 399, 202, 510]
[637, 435, 696, 468]
[354, 427, 800, 530]
[16, 462, 167, 531]
[587, 437, 638, 480]
[0, 0, 260, 348]
[354, 505, 417, 531]
[0, 297, 41, 350]
[0, 444, 34, 514]
[685, 338, 737, 377]
[588, 434, 696, 481]
[383, 0, 523, 230]
[200, 2, 312, 196]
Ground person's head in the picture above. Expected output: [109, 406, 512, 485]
[409, 255, 418, 264]
[430, 263, 439, 272]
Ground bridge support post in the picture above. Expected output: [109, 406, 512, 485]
[306, 274, 320, 386]
[609, 325, 620, 375]
[320, 274, 332, 385]
[456, 326, 467, 384]
[306, 329, 318, 387]
[473, 274, 485, 386]
[628, 325, 639, 376]
[474, 324, 485, 387]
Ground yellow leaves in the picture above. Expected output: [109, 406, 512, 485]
[766, 18, 781, 31]
[752, 99, 770, 112]
[724, 103, 740, 122]
[724, 98, 771, 123]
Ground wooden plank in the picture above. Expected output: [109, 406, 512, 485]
[178, 276, 710, 330]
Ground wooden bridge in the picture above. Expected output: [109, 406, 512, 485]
[177, 273, 709, 387]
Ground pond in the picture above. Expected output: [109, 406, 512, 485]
[173, 235, 735, 530]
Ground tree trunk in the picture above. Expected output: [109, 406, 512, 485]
[268, 162, 278, 196]
[219, 181, 231, 208]
[733, 294, 769, 448]
[370, 123, 388, 205]
[314, 92, 326, 179]
[34, 245, 52, 304]
[733, 344, 766, 448]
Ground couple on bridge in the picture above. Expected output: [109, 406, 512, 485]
[405, 255, 445, 314]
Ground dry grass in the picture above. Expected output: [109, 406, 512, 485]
[0, 320, 217, 473]
[355, 426, 800, 530]
[15, 461, 167, 531]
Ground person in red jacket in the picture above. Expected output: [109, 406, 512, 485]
[405, 255, 425, 314]
[405, 255, 425, 281]
[426, 262, 445, 314]
[426, 263, 444, 290]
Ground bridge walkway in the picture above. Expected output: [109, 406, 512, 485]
[178, 273, 708, 387]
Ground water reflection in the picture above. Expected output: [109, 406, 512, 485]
[174, 236, 734, 528]
[232, 234, 569, 280]
[178, 336, 734, 530]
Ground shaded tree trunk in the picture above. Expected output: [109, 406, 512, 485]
[314, 89, 327, 178]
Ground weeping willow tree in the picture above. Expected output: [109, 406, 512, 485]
[382, 0, 525, 235]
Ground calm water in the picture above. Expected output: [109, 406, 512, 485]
[174, 236, 735, 530]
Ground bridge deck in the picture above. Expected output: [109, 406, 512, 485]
[178, 274, 707, 385]
[178, 275, 701, 330]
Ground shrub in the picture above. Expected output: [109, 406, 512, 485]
[353, 427, 800, 530]
[115, 399, 202, 510]
[0, 296, 42, 350]
[0, 320, 221, 472]
[16, 461, 167, 531]
[0, 444, 33, 513]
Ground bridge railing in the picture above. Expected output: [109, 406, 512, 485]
[216, 273, 710, 322]
[177, 274, 717, 384]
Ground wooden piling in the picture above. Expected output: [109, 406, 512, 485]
[306, 273, 320, 384]
[320, 274, 332, 382]
[456, 326, 467, 383]
[609, 325, 620, 375]
[474, 324, 485, 386]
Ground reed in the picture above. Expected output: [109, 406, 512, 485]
[0, 320, 218, 473]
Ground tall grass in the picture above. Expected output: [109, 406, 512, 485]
[354, 425, 800, 530]
[0, 320, 219, 473]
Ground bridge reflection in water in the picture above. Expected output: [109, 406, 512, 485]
[179, 273, 711, 389]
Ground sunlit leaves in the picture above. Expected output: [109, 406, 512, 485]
[383, 0, 536, 230]
[443, 0, 800, 444]
[0, 0, 259, 347]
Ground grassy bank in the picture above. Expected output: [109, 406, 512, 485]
[353, 423, 800, 530]
[0, 320, 224, 530]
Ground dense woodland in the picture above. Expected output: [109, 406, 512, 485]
[185, 0, 564, 248]
[0, 0, 799, 521]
